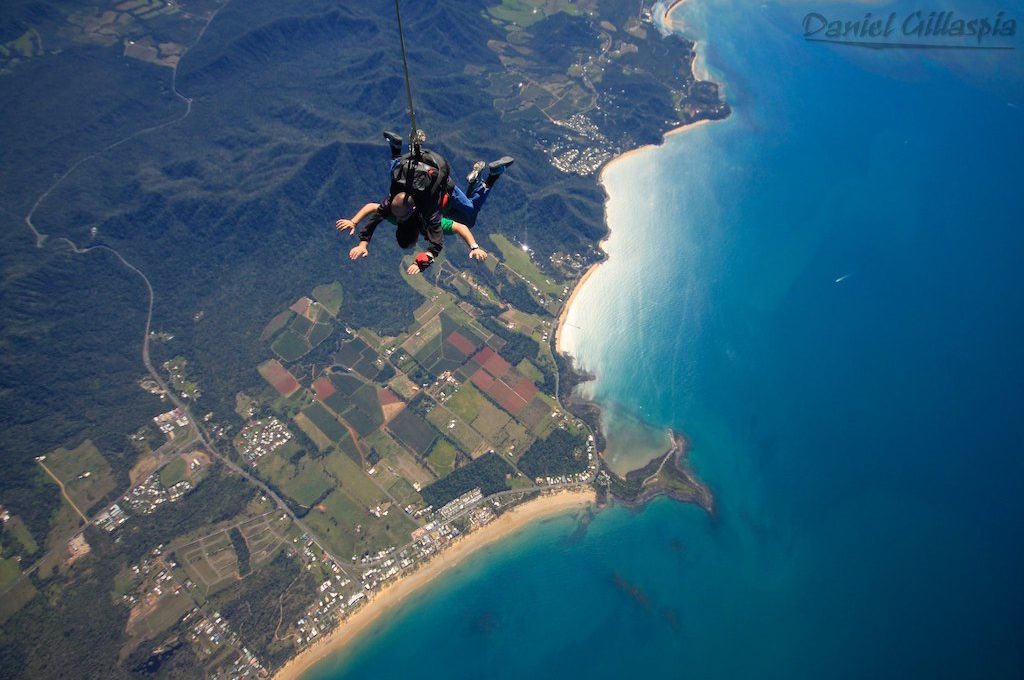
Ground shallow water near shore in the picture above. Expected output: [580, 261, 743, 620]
[308, 0, 1024, 677]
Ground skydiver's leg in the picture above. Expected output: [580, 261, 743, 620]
[385, 158, 404, 194]
[444, 184, 480, 228]
[465, 182, 491, 219]
[451, 157, 510, 225]
[384, 131, 403, 159]
[484, 156, 515, 188]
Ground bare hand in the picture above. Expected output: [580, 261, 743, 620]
[406, 263, 422, 276]
[336, 218, 356, 235]
[469, 248, 488, 261]
[349, 243, 369, 260]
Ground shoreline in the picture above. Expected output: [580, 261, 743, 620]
[663, 0, 714, 84]
[554, 0, 725, 475]
[275, 489, 596, 680]
[553, 113, 715, 358]
[554, 1, 720, 360]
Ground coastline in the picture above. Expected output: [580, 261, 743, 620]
[553, 115, 717, 358]
[554, 262, 600, 354]
[275, 489, 596, 680]
[663, 0, 714, 83]
[554, 2, 721, 357]
[554, 0, 725, 480]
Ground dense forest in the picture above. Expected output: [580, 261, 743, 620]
[228, 527, 251, 576]
[420, 452, 514, 508]
[517, 428, 589, 478]
[211, 551, 317, 670]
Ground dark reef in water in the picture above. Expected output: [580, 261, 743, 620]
[612, 571, 653, 612]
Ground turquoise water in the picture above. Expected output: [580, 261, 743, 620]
[311, 0, 1024, 677]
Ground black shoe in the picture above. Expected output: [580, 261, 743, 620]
[485, 156, 514, 187]
[384, 130, 403, 158]
[466, 161, 486, 186]
[487, 156, 515, 175]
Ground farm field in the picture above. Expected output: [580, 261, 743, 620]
[258, 359, 301, 397]
[267, 296, 335, 361]
[427, 405, 485, 457]
[279, 456, 333, 507]
[490, 234, 564, 297]
[42, 440, 116, 515]
[159, 456, 188, 487]
[258, 449, 332, 508]
[293, 413, 331, 450]
[426, 439, 457, 477]
[321, 450, 387, 509]
[128, 589, 194, 641]
[301, 402, 348, 443]
[304, 487, 416, 560]
[388, 409, 439, 452]
[366, 430, 436, 488]
[312, 282, 343, 316]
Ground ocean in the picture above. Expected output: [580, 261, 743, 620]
[308, 0, 1024, 677]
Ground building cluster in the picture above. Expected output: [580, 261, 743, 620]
[538, 469, 593, 487]
[437, 487, 484, 521]
[65, 532, 91, 566]
[410, 520, 458, 556]
[535, 434, 598, 487]
[549, 250, 587, 274]
[153, 407, 190, 438]
[467, 504, 496, 527]
[163, 358, 201, 400]
[236, 417, 293, 464]
[541, 113, 618, 175]
[121, 561, 179, 608]
[94, 503, 128, 532]
[210, 647, 264, 680]
[368, 501, 392, 518]
[293, 573, 360, 647]
[122, 472, 193, 514]
[359, 557, 401, 592]
[183, 609, 265, 678]
[354, 544, 397, 565]
[138, 377, 166, 397]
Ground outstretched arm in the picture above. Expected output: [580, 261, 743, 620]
[336, 203, 380, 235]
[450, 222, 487, 261]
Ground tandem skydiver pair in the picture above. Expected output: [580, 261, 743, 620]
[335, 131, 514, 275]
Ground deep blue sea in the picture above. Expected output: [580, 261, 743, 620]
[310, 0, 1024, 677]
